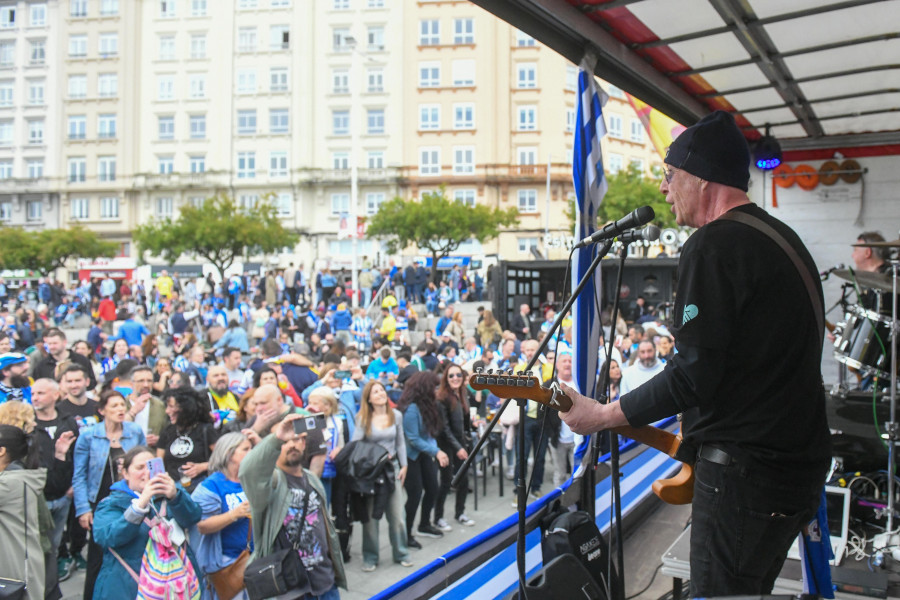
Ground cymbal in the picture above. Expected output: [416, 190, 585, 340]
[853, 239, 900, 248]
[833, 269, 894, 292]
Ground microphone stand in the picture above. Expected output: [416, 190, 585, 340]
[454, 238, 615, 599]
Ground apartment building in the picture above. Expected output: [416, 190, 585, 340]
[8, 0, 663, 274]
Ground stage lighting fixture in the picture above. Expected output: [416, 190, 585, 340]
[754, 125, 782, 170]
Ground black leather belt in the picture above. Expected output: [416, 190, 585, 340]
[698, 444, 733, 466]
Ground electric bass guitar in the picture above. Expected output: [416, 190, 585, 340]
[469, 370, 695, 505]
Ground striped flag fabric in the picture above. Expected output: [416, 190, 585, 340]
[571, 56, 609, 400]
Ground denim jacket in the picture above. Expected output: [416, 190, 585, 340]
[403, 403, 440, 461]
[73, 421, 146, 517]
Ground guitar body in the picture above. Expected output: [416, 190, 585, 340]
[470, 371, 696, 505]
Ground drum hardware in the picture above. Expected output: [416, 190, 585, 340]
[833, 269, 894, 293]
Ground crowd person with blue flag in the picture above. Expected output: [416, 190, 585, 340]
[560, 110, 830, 598]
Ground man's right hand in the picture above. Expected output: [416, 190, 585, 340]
[253, 407, 282, 435]
[78, 511, 93, 529]
[275, 414, 302, 442]
[129, 392, 151, 417]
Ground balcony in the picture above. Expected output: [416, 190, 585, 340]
[132, 171, 228, 190]
[0, 177, 50, 193]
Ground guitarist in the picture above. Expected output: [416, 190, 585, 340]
[560, 111, 831, 598]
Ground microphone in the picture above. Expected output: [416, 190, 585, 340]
[617, 225, 660, 245]
[573, 206, 656, 249]
[819, 263, 845, 280]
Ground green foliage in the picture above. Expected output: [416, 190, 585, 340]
[567, 164, 678, 232]
[366, 186, 518, 282]
[133, 193, 299, 281]
[0, 226, 118, 275]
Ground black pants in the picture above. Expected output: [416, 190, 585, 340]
[59, 502, 87, 559]
[689, 454, 824, 597]
[434, 454, 468, 522]
[405, 453, 439, 533]
[82, 503, 103, 600]
[515, 415, 550, 492]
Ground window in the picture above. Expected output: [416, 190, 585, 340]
[101, 197, 119, 219]
[157, 75, 174, 100]
[367, 0, 384, 6]
[238, 27, 257, 52]
[630, 119, 644, 143]
[275, 192, 292, 216]
[159, 0, 176, 18]
[365, 192, 384, 216]
[332, 28, 351, 52]
[0, 120, 12, 145]
[237, 152, 255, 178]
[419, 62, 440, 87]
[453, 146, 474, 174]
[367, 68, 383, 93]
[190, 34, 206, 58]
[98, 73, 117, 97]
[454, 18, 474, 44]
[1, 7, 16, 29]
[630, 158, 644, 172]
[68, 157, 86, 182]
[68, 75, 87, 98]
[238, 194, 258, 210]
[238, 0, 258, 7]
[191, 0, 207, 17]
[98, 114, 116, 138]
[332, 110, 349, 135]
[419, 105, 439, 131]
[98, 156, 116, 181]
[0, 42, 13, 66]
[367, 108, 384, 135]
[517, 189, 537, 213]
[69, 35, 87, 57]
[237, 109, 257, 134]
[332, 0, 348, 8]
[332, 152, 348, 170]
[608, 84, 625, 99]
[453, 103, 474, 129]
[0, 200, 9, 220]
[332, 69, 348, 94]
[454, 189, 476, 207]
[28, 119, 44, 144]
[189, 74, 205, 99]
[419, 147, 440, 176]
[26, 159, 42, 179]
[27, 80, 44, 105]
[0, 161, 10, 180]
[71, 197, 89, 220]
[451, 60, 475, 86]
[158, 115, 174, 139]
[269, 151, 287, 177]
[99, 33, 118, 56]
[566, 108, 575, 132]
[158, 35, 175, 60]
[367, 26, 384, 51]
[367, 151, 384, 169]
[189, 155, 205, 173]
[157, 155, 174, 174]
[518, 237, 538, 253]
[270, 108, 289, 134]
[565, 65, 578, 91]
[330, 193, 349, 216]
[270, 67, 287, 92]
[189, 114, 205, 139]
[607, 114, 622, 138]
[68, 115, 86, 140]
[517, 106, 536, 131]
[70, 0, 87, 17]
[156, 197, 173, 218]
[29, 40, 45, 64]
[187, 196, 204, 208]
[0, 81, 12, 106]
[101, 0, 119, 16]
[607, 153, 623, 173]
[420, 19, 439, 45]
[271, 0, 290, 6]
[517, 63, 536, 89]
[30, 4, 47, 26]
[517, 147, 536, 165]
[515, 30, 535, 47]
[236, 69, 256, 94]
[270, 25, 289, 50]
[26, 201, 42, 222]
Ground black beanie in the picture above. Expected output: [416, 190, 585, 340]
[664, 111, 750, 192]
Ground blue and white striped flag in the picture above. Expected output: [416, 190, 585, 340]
[572, 56, 609, 399]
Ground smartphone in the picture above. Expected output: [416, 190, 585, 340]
[293, 414, 326, 435]
[335, 370, 351, 380]
[147, 457, 165, 480]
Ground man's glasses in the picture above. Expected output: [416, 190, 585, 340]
[447, 373, 464, 379]
[663, 167, 675, 184]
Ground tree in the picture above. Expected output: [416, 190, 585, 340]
[133, 194, 299, 281]
[567, 164, 679, 232]
[0, 226, 118, 275]
[366, 187, 519, 283]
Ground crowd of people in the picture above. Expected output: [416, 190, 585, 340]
[0, 263, 675, 600]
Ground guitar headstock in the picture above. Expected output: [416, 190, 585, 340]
[467, 368, 571, 410]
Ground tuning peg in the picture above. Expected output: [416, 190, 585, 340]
[487, 369, 493, 375]
[517, 370, 524, 376]
[475, 367, 483, 374]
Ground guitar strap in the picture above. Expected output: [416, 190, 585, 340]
[718, 210, 825, 348]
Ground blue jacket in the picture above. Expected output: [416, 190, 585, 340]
[332, 309, 352, 331]
[92, 480, 202, 600]
[213, 326, 250, 352]
[365, 358, 398, 379]
[73, 422, 146, 516]
[403, 403, 440, 461]
[113, 319, 150, 347]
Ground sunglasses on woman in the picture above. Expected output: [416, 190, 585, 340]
[447, 373, 464, 379]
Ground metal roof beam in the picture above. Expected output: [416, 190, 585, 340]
[581, 0, 646, 12]
[736, 88, 900, 115]
[780, 130, 900, 151]
[741, 107, 900, 129]
[697, 64, 900, 98]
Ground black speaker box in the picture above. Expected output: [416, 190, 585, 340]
[504, 553, 606, 600]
